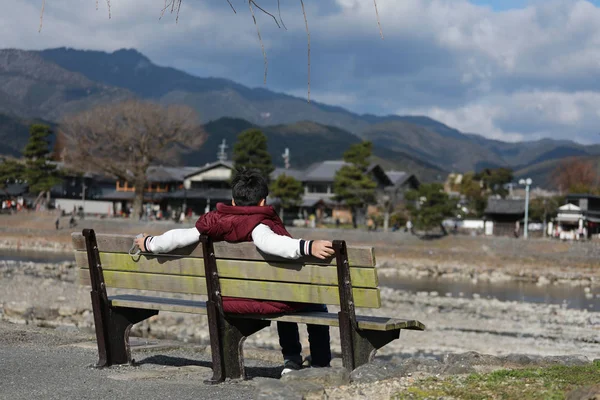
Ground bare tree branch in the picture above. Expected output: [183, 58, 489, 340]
[374, 0, 384, 39]
[248, 0, 268, 84]
[300, 0, 310, 102]
[226, 0, 237, 14]
[106, 0, 111, 19]
[96, 0, 99, 10]
[59, 100, 205, 217]
[250, 1, 281, 28]
[39, 0, 45, 33]
[277, 0, 287, 30]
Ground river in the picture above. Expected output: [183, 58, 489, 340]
[2, 249, 598, 311]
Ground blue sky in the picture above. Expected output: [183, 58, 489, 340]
[3, 0, 600, 143]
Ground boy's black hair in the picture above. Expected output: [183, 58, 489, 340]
[231, 167, 269, 206]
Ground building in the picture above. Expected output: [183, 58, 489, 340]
[484, 198, 525, 237]
[554, 194, 600, 238]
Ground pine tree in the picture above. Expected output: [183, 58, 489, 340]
[270, 173, 303, 222]
[232, 129, 274, 181]
[0, 158, 25, 190]
[405, 183, 457, 233]
[22, 124, 61, 203]
[333, 141, 377, 228]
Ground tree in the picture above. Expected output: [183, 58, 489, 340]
[59, 99, 204, 218]
[377, 185, 406, 232]
[0, 157, 25, 190]
[270, 173, 303, 222]
[552, 158, 597, 194]
[459, 172, 487, 217]
[474, 167, 513, 197]
[232, 129, 275, 180]
[22, 124, 62, 204]
[333, 141, 377, 228]
[405, 183, 457, 233]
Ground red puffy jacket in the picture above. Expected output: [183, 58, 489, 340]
[196, 203, 302, 314]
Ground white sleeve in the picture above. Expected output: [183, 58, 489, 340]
[251, 223, 311, 259]
[146, 228, 200, 254]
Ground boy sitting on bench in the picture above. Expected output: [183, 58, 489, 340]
[135, 168, 334, 375]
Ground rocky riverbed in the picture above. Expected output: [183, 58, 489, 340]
[1, 258, 599, 360]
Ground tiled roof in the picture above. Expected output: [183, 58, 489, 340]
[484, 198, 525, 215]
[272, 168, 304, 181]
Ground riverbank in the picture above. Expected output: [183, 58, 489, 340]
[1, 258, 599, 360]
[2, 213, 600, 287]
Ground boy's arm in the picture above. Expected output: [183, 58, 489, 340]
[137, 228, 200, 254]
[251, 224, 334, 259]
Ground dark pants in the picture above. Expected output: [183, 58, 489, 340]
[277, 303, 331, 367]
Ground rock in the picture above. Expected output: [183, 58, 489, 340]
[443, 352, 502, 367]
[256, 380, 325, 400]
[32, 306, 59, 320]
[401, 357, 444, 375]
[566, 384, 600, 400]
[3, 304, 33, 319]
[280, 367, 350, 387]
[350, 360, 405, 383]
[541, 355, 590, 366]
[58, 306, 78, 317]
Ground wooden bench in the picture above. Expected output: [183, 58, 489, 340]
[72, 229, 425, 383]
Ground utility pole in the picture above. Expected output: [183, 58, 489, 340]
[218, 139, 228, 162]
[282, 148, 290, 169]
[519, 178, 532, 239]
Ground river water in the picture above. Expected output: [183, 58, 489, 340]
[2, 249, 598, 311]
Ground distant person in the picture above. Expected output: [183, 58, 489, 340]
[55, 216, 60, 230]
[69, 215, 77, 228]
[335, 218, 340, 228]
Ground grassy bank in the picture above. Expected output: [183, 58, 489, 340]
[394, 361, 600, 399]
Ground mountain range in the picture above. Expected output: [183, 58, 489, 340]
[1, 47, 598, 187]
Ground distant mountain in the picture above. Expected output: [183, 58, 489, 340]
[1, 46, 600, 187]
[181, 118, 446, 182]
[0, 113, 55, 156]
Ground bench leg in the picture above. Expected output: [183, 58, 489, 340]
[205, 314, 270, 384]
[349, 328, 401, 370]
[94, 305, 158, 368]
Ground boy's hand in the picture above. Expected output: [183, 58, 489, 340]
[312, 240, 335, 259]
[134, 234, 149, 252]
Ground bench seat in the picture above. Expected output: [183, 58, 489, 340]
[110, 294, 426, 331]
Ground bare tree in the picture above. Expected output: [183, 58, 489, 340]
[58, 99, 205, 218]
[377, 185, 406, 232]
[552, 157, 597, 194]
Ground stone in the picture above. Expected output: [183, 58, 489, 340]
[566, 384, 600, 400]
[401, 357, 444, 375]
[350, 360, 405, 383]
[280, 367, 350, 387]
[32, 306, 59, 320]
[58, 306, 78, 317]
[256, 380, 325, 400]
[443, 352, 502, 367]
[3, 304, 33, 319]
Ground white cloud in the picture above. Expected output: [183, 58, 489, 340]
[3, 0, 600, 143]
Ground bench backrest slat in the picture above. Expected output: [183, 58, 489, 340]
[78, 270, 382, 308]
[72, 232, 381, 308]
[74, 251, 378, 288]
[71, 233, 376, 267]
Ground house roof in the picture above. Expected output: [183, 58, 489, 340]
[484, 198, 525, 215]
[302, 160, 392, 185]
[303, 160, 347, 182]
[183, 161, 234, 179]
[272, 168, 304, 181]
[386, 171, 408, 185]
